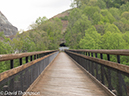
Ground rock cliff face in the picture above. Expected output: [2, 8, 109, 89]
[0, 11, 18, 37]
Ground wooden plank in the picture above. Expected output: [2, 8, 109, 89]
[0, 50, 57, 61]
[30, 52, 109, 96]
[69, 49, 129, 56]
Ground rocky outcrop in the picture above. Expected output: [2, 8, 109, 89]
[0, 11, 18, 37]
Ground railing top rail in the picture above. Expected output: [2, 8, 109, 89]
[69, 49, 129, 56]
[0, 50, 58, 61]
[0, 51, 58, 84]
[66, 50, 129, 75]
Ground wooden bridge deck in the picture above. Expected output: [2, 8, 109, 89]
[29, 52, 109, 96]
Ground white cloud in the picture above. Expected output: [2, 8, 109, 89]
[0, 0, 71, 31]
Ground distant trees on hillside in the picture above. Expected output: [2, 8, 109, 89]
[65, 1, 129, 50]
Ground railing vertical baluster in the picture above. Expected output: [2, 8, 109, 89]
[100, 53, 104, 84]
[117, 55, 122, 96]
[86, 52, 87, 56]
[20, 58, 22, 65]
[107, 54, 112, 90]
[107, 54, 110, 61]
[88, 60, 90, 72]
[26, 57, 28, 63]
[34, 55, 36, 60]
[88, 52, 91, 73]
[117, 55, 120, 63]
[95, 53, 97, 58]
[84, 58, 86, 69]
[30, 56, 33, 61]
[88, 52, 90, 56]
[91, 53, 94, 76]
[91, 53, 93, 57]
[95, 53, 98, 79]
[10, 60, 14, 69]
[100, 53, 103, 59]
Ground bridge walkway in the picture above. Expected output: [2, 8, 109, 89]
[29, 52, 108, 96]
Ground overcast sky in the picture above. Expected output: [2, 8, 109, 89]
[0, 0, 72, 31]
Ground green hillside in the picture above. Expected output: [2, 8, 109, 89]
[65, 0, 129, 50]
[1, 0, 129, 55]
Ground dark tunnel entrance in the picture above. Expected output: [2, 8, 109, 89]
[59, 43, 69, 51]
[59, 43, 67, 47]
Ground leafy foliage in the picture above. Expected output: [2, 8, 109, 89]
[65, 0, 129, 50]
[1, 0, 129, 73]
[0, 17, 63, 53]
[0, 16, 63, 73]
[60, 16, 68, 21]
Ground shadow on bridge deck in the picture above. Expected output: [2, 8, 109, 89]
[27, 52, 108, 96]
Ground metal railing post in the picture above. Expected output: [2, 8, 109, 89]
[20, 58, 22, 65]
[10, 60, 14, 69]
[107, 54, 112, 90]
[100, 53, 104, 85]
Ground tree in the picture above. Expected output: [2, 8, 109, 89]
[73, 14, 91, 35]
[87, 0, 97, 6]
[80, 0, 90, 5]
[10, 38, 23, 53]
[85, 26, 101, 48]
[121, 0, 129, 3]
[0, 32, 12, 54]
[104, 23, 121, 33]
[120, 17, 128, 24]
[101, 9, 115, 23]
[101, 32, 127, 49]
[93, 12, 104, 25]
[35, 17, 63, 50]
[109, 8, 120, 20]
[94, 25, 105, 35]
[103, 0, 125, 8]
[79, 34, 96, 49]
[103, 0, 113, 8]
[113, 0, 125, 8]
[71, 0, 90, 8]
[121, 12, 129, 20]
[79, 26, 101, 49]
[70, 0, 81, 8]
[122, 31, 129, 48]
[113, 21, 125, 33]
[120, 2, 129, 13]
[29, 30, 50, 51]
[82, 6, 100, 20]
[20, 34, 36, 52]
[65, 8, 82, 48]
[68, 8, 82, 27]
[96, 0, 106, 9]
[35, 16, 48, 25]
[65, 14, 91, 49]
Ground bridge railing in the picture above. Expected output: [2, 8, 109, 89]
[65, 49, 129, 96]
[0, 50, 57, 69]
[0, 50, 59, 95]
